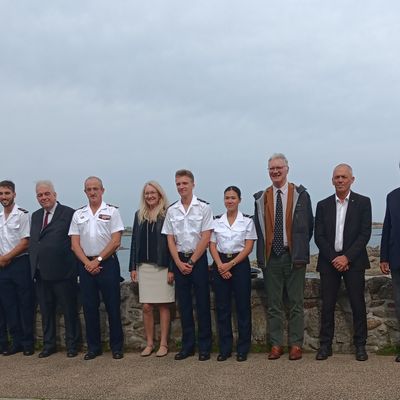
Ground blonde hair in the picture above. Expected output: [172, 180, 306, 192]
[138, 181, 169, 223]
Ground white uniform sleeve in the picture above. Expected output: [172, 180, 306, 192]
[68, 212, 80, 236]
[201, 204, 214, 232]
[161, 209, 173, 235]
[110, 208, 124, 233]
[246, 218, 258, 240]
[210, 219, 217, 243]
[19, 212, 30, 239]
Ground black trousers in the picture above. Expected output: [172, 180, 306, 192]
[319, 267, 367, 347]
[78, 255, 123, 353]
[0, 255, 34, 349]
[174, 252, 212, 354]
[35, 273, 80, 351]
[213, 255, 252, 355]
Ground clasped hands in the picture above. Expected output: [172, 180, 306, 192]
[218, 262, 232, 280]
[331, 255, 349, 272]
[84, 259, 102, 275]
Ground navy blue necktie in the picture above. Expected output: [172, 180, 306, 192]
[272, 189, 284, 256]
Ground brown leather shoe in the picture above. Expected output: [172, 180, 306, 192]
[268, 346, 284, 360]
[289, 345, 302, 360]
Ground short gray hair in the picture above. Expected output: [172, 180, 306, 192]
[333, 163, 353, 176]
[268, 153, 288, 166]
[84, 176, 103, 188]
[36, 180, 55, 192]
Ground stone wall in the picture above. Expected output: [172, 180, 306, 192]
[35, 275, 399, 353]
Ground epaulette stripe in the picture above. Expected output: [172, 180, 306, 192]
[213, 214, 222, 219]
[107, 204, 119, 208]
[243, 214, 254, 218]
[18, 207, 29, 213]
[198, 198, 210, 204]
[167, 200, 178, 209]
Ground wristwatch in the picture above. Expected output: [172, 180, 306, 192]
[97, 256, 103, 263]
[188, 259, 194, 266]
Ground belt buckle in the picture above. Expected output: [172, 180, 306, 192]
[183, 252, 191, 258]
[226, 253, 233, 259]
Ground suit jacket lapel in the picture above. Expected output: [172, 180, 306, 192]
[344, 191, 356, 227]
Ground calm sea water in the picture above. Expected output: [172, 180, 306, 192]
[117, 229, 382, 280]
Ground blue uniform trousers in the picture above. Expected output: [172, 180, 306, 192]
[174, 252, 212, 354]
[213, 255, 252, 356]
[0, 299, 7, 350]
[78, 254, 123, 353]
[0, 255, 34, 349]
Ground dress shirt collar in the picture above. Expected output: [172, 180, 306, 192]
[335, 191, 350, 204]
[273, 182, 288, 196]
[221, 210, 244, 227]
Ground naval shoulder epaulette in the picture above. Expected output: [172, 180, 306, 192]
[213, 214, 222, 219]
[107, 203, 119, 208]
[18, 207, 29, 213]
[167, 200, 178, 209]
[198, 198, 209, 205]
[77, 205, 86, 210]
[243, 213, 253, 218]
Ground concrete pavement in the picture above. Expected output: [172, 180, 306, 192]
[0, 351, 399, 400]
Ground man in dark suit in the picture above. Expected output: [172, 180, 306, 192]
[29, 180, 79, 358]
[315, 164, 371, 361]
[380, 173, 400, 362]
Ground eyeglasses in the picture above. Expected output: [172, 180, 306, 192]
[144, 191, 159, 197]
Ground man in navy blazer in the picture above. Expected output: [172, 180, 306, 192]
[380, 178, 400, 362]
[315, 164, 371, 361]
[29, 180, 79, 358]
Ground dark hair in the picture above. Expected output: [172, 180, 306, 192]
[0, 180, 15, 192]
[224, 186, 241, 199]
[175, 169, 194, 182]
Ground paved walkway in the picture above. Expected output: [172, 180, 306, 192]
[0, 351, 399, 400]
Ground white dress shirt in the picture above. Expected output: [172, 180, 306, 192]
[334, 192, 350, 252]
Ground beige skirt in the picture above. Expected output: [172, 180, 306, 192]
[138, 263, 175, 304]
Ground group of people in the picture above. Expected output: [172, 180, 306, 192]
[1, 152, 400, 363]
[0, 177, 124, 360]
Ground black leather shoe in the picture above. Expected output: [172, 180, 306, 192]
[84, 351, 102, 360]
[23, 348, 34, 356]
[38, 349, 56, 358]
[217, 353, 231, 361]
[112, 351, 124, 359]
[316, 347, 332, 361]
[174, 351, 195, 361]
[3, 346, 23, 356]
[198, 352, 210, 361]
[236, 353, 247, 362]
[395, 354, 400, 362]
[67, 350, 78, 358]
[355, 346, 368, 361]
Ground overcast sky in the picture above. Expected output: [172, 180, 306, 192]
[1, 0, 399, 224]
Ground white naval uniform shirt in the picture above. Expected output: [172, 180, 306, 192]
[0, 204, 30, 256]
[68, 201, 124, 256]
[211, 211, 257, 253]
[162, 195, 213, 253]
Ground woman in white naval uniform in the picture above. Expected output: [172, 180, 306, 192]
[209, 186, 257, 362]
